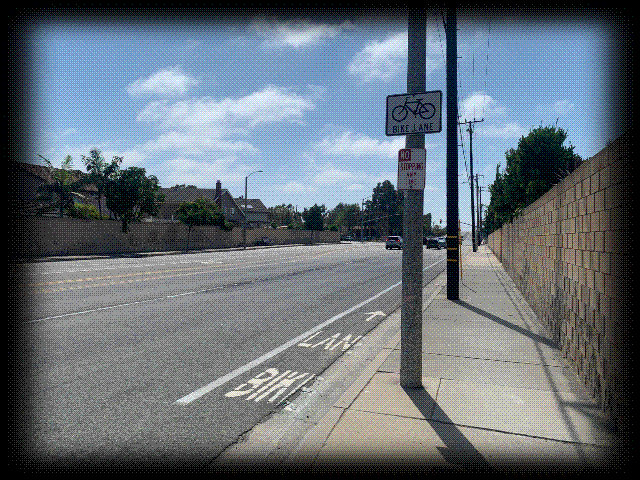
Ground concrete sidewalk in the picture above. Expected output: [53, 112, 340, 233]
[215, 245, 622, 473]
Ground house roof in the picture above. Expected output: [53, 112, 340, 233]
[160, 186, 223, 204]
[234, 198, 268, 212]
[13, 161, 98, 193]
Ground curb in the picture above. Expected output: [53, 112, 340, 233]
[13, 242, 343, 264]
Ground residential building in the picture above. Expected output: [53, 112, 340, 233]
[233, 197, 270, 228]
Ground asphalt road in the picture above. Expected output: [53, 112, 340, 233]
[14, 242, 447, 468]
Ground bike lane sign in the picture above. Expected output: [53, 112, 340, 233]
[386, 91, 442, 136]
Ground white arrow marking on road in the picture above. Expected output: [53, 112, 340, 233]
[364, 311, 385, 321]
[174, 257, 446, 405]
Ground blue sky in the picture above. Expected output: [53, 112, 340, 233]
[26, 9, 628, 228]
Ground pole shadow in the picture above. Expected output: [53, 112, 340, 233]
[401, 385, 495, 472]
[453, 300, 558, 349]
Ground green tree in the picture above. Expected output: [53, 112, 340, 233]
[104, 166, 165, 233]
[67, 203, 101, 220]
[36, 155, 87, 217]
[370, 180, 402, 236]
[485, 125, 582, 233]
[423, 213, 433, 237]
[268, 204, 294, 227]
[302, 204, 326, 231]
[176, 198, 231, 250]
[325, 202, 361, 234]
[81, 148, 122, 219]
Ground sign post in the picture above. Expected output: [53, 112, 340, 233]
[385, 11, 442, 389]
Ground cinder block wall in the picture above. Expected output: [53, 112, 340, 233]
[13, 217, 339, 258]
[488, 131, 630, 431]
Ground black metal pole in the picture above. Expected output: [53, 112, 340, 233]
[446, 7, 459, 300]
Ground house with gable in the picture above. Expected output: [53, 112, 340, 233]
[153, 180, 271, 228]
[233, 196, 270, 228]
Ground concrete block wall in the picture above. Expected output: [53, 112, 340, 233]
[13, 217, 339, 258]
[487, 131, 630, 431]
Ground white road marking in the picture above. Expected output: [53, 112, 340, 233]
[174, 257, 446, 405]
[364, 311, 385, 321]
[23, 287, 222, 324]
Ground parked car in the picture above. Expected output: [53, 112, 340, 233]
[424, 237, 440, 249]
[438, 237, 446, 249]
[385, 236, 403, 250]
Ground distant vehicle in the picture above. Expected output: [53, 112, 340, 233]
[341, 235, 353, 241]
[385, 236, 403, 250]
[424, 237, 440, 249]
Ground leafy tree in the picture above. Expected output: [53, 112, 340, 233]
[325, 202, 361, 234]
[36, 155, 87, 217]
[423, 213, 433, 237]
[485, 125, 582, 233]
[104, 166, 165, 233]
[370, 180, 402, 236]
[67, 203, 101, 220]
[302, 204, 326, 231]
[176, 198, 232, 250]
[268, 204, 294, 226]
[81, 148, 122, 219]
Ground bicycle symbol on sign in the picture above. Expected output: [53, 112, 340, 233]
[392, 97, 436, 122]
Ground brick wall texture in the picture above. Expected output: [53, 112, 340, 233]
[488, 131, 630, 431]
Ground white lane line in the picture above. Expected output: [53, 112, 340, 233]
[23, 287, 221, 324]
[174, 257, 446, 405]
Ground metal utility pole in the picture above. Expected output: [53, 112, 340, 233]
[400, 10, 426, 388]
[243, 170, 262, 249]
[459, 118, 483, 251]
[446, 7, 459, 300]
[361, 199, 365, 242]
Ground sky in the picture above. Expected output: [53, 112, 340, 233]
[20, 7, 629, 229]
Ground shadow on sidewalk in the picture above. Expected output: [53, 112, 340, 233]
[402, 385, 495, 472]
[454, 300, 558, 349]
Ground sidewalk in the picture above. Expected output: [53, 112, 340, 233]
[217, 245, 622, 473]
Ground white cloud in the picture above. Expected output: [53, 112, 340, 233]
[348, 32, 407, 82]
[127, 66, 199, 98]
[459, 91, 506, 122]
[136, 85, 316, 129]
[314, 165, 356, 185]
[312, 131, 404, 159]
[483, 122, 528, 139]
[348, 31, 443, 82]
[251, 17, 353, 48]
[281, 181, 317, 194]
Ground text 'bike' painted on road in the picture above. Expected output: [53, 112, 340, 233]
[224, 368, 314, 403]
[223, 330, 371, 403]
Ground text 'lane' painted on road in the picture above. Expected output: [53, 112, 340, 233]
[297, 331, 363, 351]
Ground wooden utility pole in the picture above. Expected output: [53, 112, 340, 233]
[459, 118, 483, 251]
[475, 174, 484, 245]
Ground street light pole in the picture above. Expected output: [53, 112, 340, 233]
[243, 170, 262, 249]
